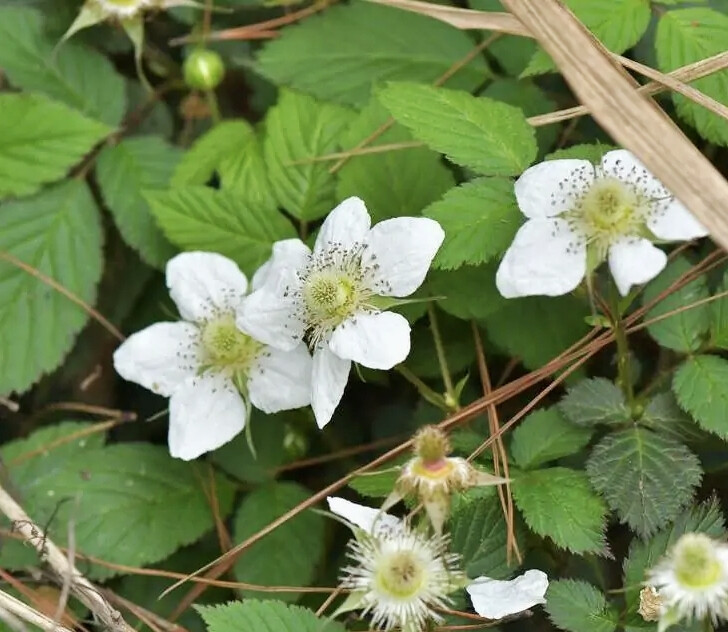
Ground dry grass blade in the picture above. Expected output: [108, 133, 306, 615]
[0, 590, 74, 632]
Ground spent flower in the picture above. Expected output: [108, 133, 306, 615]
[113, 252, 311, 460]
[237, 197, 444, 428]
[496, 149, 708, 298]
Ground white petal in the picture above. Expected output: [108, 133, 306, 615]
[600, 149, 667, 199]
[647, 199, 709, 241]
[311, 346, 351, 429]
[608, 237, 667, 296]
[166, 251, 248, 323]
[314, 197, 371, 254]
[326, 496, 402, 535]
[496, 218, 586, 298]
[361, 217, 444, 297]
[467, 570, 549, 620]
[252, 239, 311, 291]
[236, 279, 304, 352]
[113, 322, 200, 397]
[329, 311, 411, 370]
[515, 159, 594, 218]
[248, 343, 312, 413]
[168, 373, 246, 460]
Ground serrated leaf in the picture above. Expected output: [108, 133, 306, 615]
[523, 0, 651, 77]
[641, 392, 707, 444]
[172, 121, 276, 209]
[426, 264, 506, 321]
[586, 428, 701, 536]
[709, 269, 728, 349]
[256, 3, 488, 106]
[233, 483, 325, 601]
[656, 8, 728, 146]
[511, 408, 593, 470]
[146, 186, 296, 276]
[96, 136, 180, 268]
[1, 442, 234, 579]
[0, 93, 109, 199]
[483, 295, 590, 371]
[642, 256, 710, 352]
[336, 100, 454, 222]
[546, 143, 617, 163]
[623, 499, 726, 611]
[0, 7, 125, 126]
[559, 378, 630, 426]
[0, 180, 102, 396]
[198, 600, 345, 632]
[264, 90, 352, 221]
[512, 467, 608, 554]
[379, 82, 537, 176]
[424, 178, 521, 270]
[450, 497, 515, 579]
[349, 468, 401, 499]
[546, 580, 618, 632]
[673, 354, 728, 438]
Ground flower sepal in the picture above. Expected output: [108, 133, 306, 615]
[657, 606, 681, 632]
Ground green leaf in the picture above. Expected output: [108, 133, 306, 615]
[198, 600, 346, 632]
[256, 2, 488, 106]
[512, 467, 608, 554]
[427, 264, 506, 321]
[546, 143, 617, 164]
[0, 93, 109, 199]
[523, 0, 651, 77]
[622, 499, 726, 611]
[483, 295, 591, 371]
[0, 7, 126, 126]
[146, 186, 296, 276]
[656, 8, 728, 146]
[559, 378, 630, 426]
[380, 83, 537, 176]
[233, 483, 325, 601]
[263, 89, 353, 221]
[673, 354, 728, 438]
[709, 270, 728, 348]
[641, 391, 707, 444]
[450, 496, 514, 579]
[349, 468, 401, 499]
[642, 256, 710, 352]
[511, 408, 593, 470]
[586, 427, 701, 536]
[546, 580, 618, 632]
[336, 100, 454, 222]
[96, 136, 180, 268]
[424, 178, 521, 270]
[172, 121, 276, 209]
[1, 442, 235, 579]
[0, 180, 102, 396]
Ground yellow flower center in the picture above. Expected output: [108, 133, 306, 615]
[674, 534, 723, 589]
[201, 315, 262, 372]
[303, 271, 358, 325]
[375, 550, 426, 599]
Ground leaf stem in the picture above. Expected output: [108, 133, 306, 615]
[609, 281, 634, 406]
[427, 304, 457, 409]
[395, 365, 449, 412]
[205, 90, 221, 124]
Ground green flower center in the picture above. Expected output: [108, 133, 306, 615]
[375, 551, 426, 599]
[201, 315, 262, 372]
[303, 271, 359, 325]
[674, 534, 723, 589]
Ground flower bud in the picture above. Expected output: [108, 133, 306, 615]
[183, 49, 225, 91]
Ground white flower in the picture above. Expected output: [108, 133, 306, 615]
[113, 252, 312, 461]
[237, 197, 444, 429]
[327, 496, 403, 536]
[648, 532, 728, 630]
[496, 149, 708, 298]
[466, 570, 548, 620]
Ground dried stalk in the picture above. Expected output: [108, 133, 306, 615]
[0, 590, 73, 632]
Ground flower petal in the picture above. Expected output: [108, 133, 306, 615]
[467, 570, 549, 620]
[168, 373, 246, 460]
[329, 311, 411, 370]
[248, 343, 312, 413]
[236, 276, 304, 352]
[314, 197, 371, 254]
[361, 217, 444, 297]
[600, 149, 667, 199]
[647, 199, 709, 242]
[496, 218, 586, 298]
[326, 496, 402, 535]
[311, 346, 351, 429]
[166, 251, 248, 323]
[252, 239, 311, 291]
[608, 237, 667, 297]
[515, 159, 594, 218]
[113, 322, 200, 397]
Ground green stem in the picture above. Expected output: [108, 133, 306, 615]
[205, 90, 221, 124]
[609, 281, 634, 406]
[395, 365, 449, 412]
[703, 618, 714, 632]
[427, 304, 457, 409]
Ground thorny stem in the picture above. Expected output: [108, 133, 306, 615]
[428, 304, 457, 410]
[608, 281, 634, 407]
[395, 365, 449, 412]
